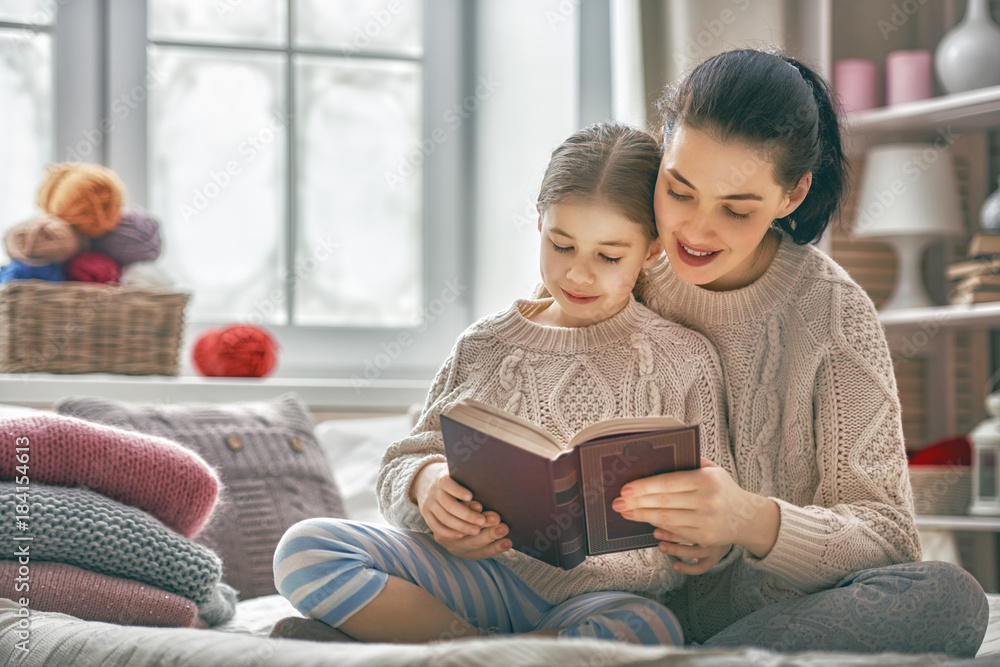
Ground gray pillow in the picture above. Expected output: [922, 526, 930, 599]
[56, 393, 346, 600]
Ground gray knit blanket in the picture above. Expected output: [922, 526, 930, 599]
[0, 482, 223, 606]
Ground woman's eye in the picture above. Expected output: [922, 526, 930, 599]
[600, 255, 622, 264]
[667, 188, 689, 201]
[552, 243, 572, 253]
[726, 209, 750, 220]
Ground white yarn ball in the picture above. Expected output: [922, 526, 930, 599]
[120, 261, 175, 289]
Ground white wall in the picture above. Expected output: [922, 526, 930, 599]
[472, 0, 579, 319]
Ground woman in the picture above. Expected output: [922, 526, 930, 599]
[610, 48, 989, 657]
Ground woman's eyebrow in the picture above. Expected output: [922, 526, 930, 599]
[667, 167, 763, 201]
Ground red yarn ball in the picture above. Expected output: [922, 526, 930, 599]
[65, 250, 120, 284]
[192, 325, 278, 378]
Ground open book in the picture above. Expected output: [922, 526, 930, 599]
[440, 398, 700, 570]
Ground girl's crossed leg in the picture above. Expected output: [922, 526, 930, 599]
[273, 518, 682, 645]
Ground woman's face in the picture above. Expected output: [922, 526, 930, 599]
[653, 124, 811, 291]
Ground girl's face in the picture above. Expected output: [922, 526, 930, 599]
[654, 125, 811, 291]
[537, 201, 661, 328]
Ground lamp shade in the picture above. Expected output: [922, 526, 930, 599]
[853, 143, 964, 239]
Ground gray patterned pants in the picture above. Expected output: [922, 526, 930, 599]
[701, 561, 989, 658]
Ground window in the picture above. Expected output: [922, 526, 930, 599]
[0, 0, 53, 236]
[5, 0, 469, 380]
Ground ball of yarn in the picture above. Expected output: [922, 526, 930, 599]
[4, 214, 84, 266]
[92, 210, 162, 265]
[65, 250, 120, 284]
[37, 163, 126, 238]
[120, 261, 175, 289]
[0, 260, 66, 284]
[192, 325, 278, 378]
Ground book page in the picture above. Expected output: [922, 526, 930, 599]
[443, 399, 563, 457]
[569, 415, 687, 448]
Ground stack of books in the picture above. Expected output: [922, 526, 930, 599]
[947, 232, 1000, 305]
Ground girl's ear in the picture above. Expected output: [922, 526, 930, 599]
[778, 172, 813, 218]
[642, 239, 663, 268]
[537, 205, 543, 233]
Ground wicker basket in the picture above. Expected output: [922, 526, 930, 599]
[0, 280, 189, 375]
[908, 465, 972, 516]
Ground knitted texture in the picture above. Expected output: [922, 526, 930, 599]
[56, 393, 346, 600]
[0, 482, 222, 604]
[3, 214, 84, 266]
[0, 412, 220, 538]
[0, 560, 197, 627]
[643, 232, 921, 644]
[36, 162, 126, 238]
[377, 296, 738, 606]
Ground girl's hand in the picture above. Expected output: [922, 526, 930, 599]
[612, 457, 778, 558]
[413, 461, 485, 538]
[435, 506, 512, 560]
[655, 538, 733, 575]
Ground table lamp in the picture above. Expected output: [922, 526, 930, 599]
[852, 144, 965, 311]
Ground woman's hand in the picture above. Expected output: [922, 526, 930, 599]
[412, 461, 512, 559]
[612, 457, 780, 561]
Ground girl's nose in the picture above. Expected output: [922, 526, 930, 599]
[566, 260, 595, 285]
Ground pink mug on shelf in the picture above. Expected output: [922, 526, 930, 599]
[886, 49, 933, 105]
[834, 58, 878, 114]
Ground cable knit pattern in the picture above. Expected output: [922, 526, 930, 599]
[0, 482, 223, 605]
[643, 232, 920, 644]
[0, 413, 219, 538]
[377, 296, 738, 606]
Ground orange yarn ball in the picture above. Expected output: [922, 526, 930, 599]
[192, 325, 278, 378]
[37, 163, 126, 238]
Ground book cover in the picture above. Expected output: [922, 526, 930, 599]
[967, 233, 1000, 258]
[441, 409, 700, 570]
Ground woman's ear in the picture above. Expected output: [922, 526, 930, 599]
[778, 172, 813, 218]
[537, 205, 543, 233]
[642, 239, 664, 268]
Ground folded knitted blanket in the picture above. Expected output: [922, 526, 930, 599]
[0, 482, 222, 605]
[0, 560, 198, 627]
[0, 413, 219, 538]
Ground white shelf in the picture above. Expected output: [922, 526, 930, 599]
[844, 85, 1000, 150]
[878, 302, 1000, 330]
[915, 515, 1000, 532]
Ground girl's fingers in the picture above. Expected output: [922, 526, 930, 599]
[440, 476, 474, 503]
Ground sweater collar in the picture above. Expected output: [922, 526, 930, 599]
[647, 232, 812, 327]
[491, 294, 648, 353]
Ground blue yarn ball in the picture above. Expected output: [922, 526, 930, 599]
[0, 260, 66, 284]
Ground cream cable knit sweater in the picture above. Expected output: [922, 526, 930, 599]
[643, 232, 921, 644]
[377, 296, 737, 605]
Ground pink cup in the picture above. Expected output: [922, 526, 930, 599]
[834, 59, 878, 114]
[886, 50, 932, 105]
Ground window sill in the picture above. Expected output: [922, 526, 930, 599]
[0, 373, 430, 412]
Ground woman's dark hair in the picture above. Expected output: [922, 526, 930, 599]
[537, 121, 661, 242]
[656, 49, 848, 245]
[534, 122, 662, 301]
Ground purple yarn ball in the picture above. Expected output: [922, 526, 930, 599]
[91, 210, 162, 266]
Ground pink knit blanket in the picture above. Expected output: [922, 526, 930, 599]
[0, 560, 197, 627]
[0, 413, 219, 537]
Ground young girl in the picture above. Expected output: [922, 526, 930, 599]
[272, 122, 738, 645]
[609, 48, 989, 657]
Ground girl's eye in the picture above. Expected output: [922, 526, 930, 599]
[552, 243, 572, 253]
[726, 209, 750, 220]
[600, 254, 622, 264]
[667, 188, 689, 201]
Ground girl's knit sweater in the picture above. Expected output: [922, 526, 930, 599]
[643, 233, 921, 644]
[377, 295, 736, 605]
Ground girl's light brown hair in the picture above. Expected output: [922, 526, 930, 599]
[534, 121, 662, 301]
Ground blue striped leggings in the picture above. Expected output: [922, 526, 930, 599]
[272, 518, 683, 645]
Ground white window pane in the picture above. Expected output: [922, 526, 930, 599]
[294, 0, 421, 57]
[0, 0, 51, 24]
[148, 46, 286, 323]
[295, 56, 421, 326]
[0, 29, 51, 261]
[150, 0, 285, 46]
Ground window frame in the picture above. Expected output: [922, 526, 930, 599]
[57, 0, 471, 381]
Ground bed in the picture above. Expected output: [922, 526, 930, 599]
[2, 407, 1000, 666]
